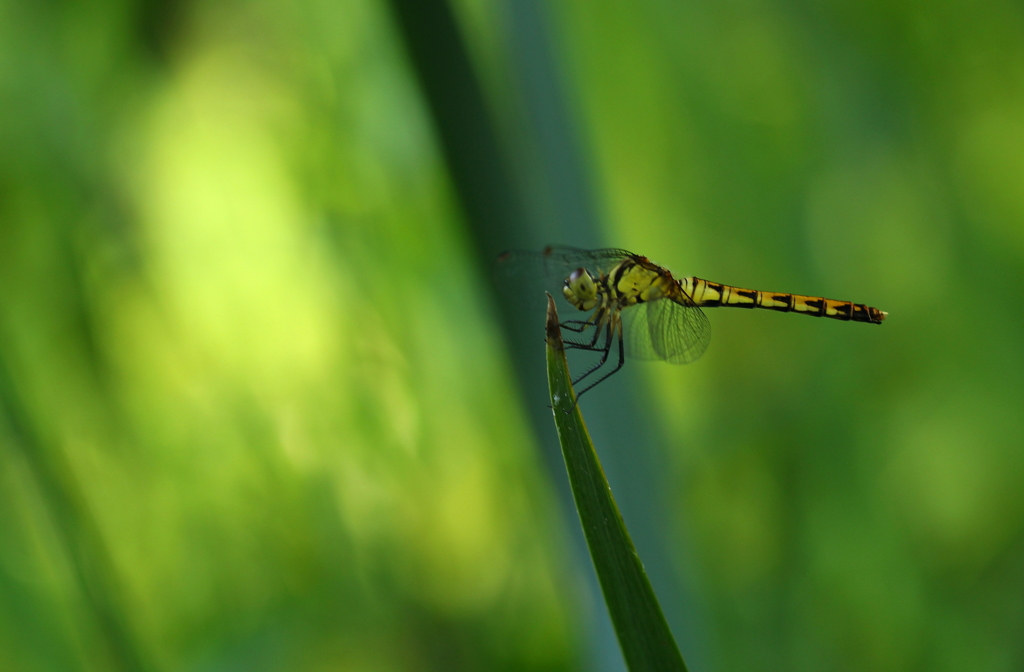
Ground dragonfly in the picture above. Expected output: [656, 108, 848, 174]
[496, 246, 886, 398]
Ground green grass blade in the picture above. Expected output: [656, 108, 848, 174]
[544, 295, 688, 672]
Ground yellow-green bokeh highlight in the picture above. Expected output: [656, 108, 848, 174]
[0, 1, 577, 670]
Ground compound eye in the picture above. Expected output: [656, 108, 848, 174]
[568, 268, 586, 285]
[567, 267, 597, 297]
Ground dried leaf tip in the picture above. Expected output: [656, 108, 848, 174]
[545, 293, 564, 349]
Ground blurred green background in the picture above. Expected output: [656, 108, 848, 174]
[2, 0, 1024, 670]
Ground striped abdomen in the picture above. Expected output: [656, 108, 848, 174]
[680, 277, 886, 324]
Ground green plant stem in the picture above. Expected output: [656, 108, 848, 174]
[544, 294, 688, 672]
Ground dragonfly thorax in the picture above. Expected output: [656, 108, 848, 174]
[613, 262, 670, 304]
[563, 267, 600, 311]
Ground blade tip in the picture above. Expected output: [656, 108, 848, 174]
[545, 293, 563, 347]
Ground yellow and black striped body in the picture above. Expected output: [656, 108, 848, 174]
[562, 253, 885, 325]
[545, 247, 886, 394]
[679, 277, 886, 324]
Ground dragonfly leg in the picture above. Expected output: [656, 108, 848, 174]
[574, 325, 625, 401]
[564, 328, 602, 349]
[560, 319, 593, 333]
[571, 321, 614, 386]
[564, 312, 604, 349]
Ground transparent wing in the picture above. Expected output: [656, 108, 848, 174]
[495, 246, 634, 286]
[494, 246, 636, 314]
[532, 246, 636, 274]
[620, 297, 711, 365]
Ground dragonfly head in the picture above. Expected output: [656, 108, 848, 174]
[563, 268, 599, 311]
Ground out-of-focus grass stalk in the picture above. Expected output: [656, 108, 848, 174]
[544, 295, 688, 672]
[0, 347, 150, 672]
